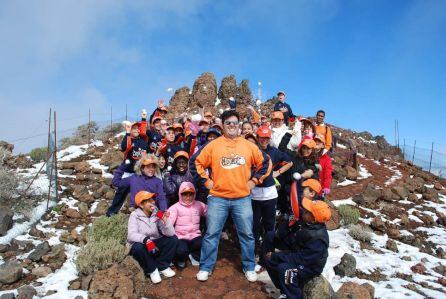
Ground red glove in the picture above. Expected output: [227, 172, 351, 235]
[145, 239, 157, 253]
[155, 209, 164, 220]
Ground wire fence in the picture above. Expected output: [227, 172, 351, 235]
[400, 139, 446, 178]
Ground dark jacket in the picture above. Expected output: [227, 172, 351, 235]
[120, 134, 148, 166]
[259, 145, 292, 188]
[279, 133, 319, 181]
[274, 102, 293, 124]
[275, 221, 329, 278]
[163, 168, 194, 206]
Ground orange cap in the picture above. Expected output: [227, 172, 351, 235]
[300, 138, 316, 149]
[302, 178, 322, 194]
[174, 150, 189, 161]
[135, 191, 156, 207]
[302, 197, 331, 223]
[271, 111, 284, 120]
[204, 111, 213, 117]
[314, 134, 325, 145]
[256, 126, 271, 138]
[199, 119, 210, 126]
[141, 155, 158, 166]
[173, 123, 183, 130]
[131, 122, 140, 128]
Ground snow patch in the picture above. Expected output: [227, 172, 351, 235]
[338, 179, 356, 186]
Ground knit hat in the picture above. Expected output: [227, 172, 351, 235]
[302, 197, 331, 223]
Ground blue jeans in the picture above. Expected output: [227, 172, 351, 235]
[199, 196, 255, 272]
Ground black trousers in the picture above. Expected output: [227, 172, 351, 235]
[175, 236, 202, 262]
[252, 198, 277, 251]
[130, 236, 178, 274]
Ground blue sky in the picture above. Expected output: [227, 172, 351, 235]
[1, 0, 445, 155]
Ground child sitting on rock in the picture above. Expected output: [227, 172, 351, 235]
[168, 182, 207, 268]
[127, 191, 178, 284]
[261, 178, 331, 299]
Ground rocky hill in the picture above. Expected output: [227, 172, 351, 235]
[0, 73, 446, 298]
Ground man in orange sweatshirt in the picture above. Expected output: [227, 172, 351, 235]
[315, 110, 333, 152]
[190, 110, 271, 283]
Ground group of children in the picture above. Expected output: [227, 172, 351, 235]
[109, 93, 334, 298]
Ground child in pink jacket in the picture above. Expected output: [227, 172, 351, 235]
[168, 182, 207, 268]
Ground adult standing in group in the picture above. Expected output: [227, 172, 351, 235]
[273, 91, 293, 125]
[315, 110, 333, 152]
[190, 110, 271, 282]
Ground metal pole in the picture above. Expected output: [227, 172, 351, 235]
[403, 138, 406, 159]
[88, 108, 91, 146]
[394, 120, 397, 147]
[53, 110, 59, 202]
[396, 120, 400, 150]
[47, 108, 52, 157]
[412, 140, 416, 163]
[428, 142, 434, 173]
[110, 106, 113, 139]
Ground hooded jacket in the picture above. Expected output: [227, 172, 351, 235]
[127, 208, 175, 246]
[270, 122, 302, 151]
[163, 161, 194, 206]
[112, 162, 167, 211]
[168, 182, 207, 240]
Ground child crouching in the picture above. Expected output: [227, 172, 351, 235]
[168, 182, 207, 268]
[261, 179, 331, 299]
[127, 191, 178, 284]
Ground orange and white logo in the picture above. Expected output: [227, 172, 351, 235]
[220, 154, 246, 169]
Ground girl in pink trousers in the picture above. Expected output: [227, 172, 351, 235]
[168, 182, 207, 268]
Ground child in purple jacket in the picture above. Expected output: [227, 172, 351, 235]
[111, 154, 168, 211]
[128, 191, 178, 284]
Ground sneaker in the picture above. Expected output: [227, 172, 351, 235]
[278, 294, 287, 299]
[196, 270, 210, 281]
[189, 254, 200, 266]
[244, 270, 258, 282]
[176, 261, 186, 269]
[149, 269, 162, 284]
[160, 267, 176, 278]
[254, 264, 262, 273]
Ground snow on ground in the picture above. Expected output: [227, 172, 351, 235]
[325, 228, 446, 298]
[336, 143, 347, 149]
[332, 198, 355, 207]
[17, 162, 51, 196]
[384, 164, 403, 186]
[337, 179, 356, 186]
[0, 200, 56, 245]
[358, 136, 377, 144]
[358, 164, 372, 179]
[86, 158, 113, 178]
[58, 145, 88, 162]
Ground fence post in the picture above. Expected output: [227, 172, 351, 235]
[428, 142, 434, 173]
[54, 110, 59, 202]
[396, 120, 400, 150]
[412, 140, 416, 163]
[47, 108, 52, 157]
[88, 108, 91, 147]
[403, 138, 406, 159]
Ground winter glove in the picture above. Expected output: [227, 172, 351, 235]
[143, 237, 158, 254]
[151, 207, 164, 220]
[323, 188, 331, 195]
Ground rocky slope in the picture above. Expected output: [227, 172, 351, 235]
[0, 73, 446, 298]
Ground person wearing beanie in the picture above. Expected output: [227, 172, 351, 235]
[168, 182, 207, 269]
[127, 191, 178, 284]
[314, 110, 333, 152]
[251, 126, 293, 261]
[163, 151, 194, 206]
[261, 179, 330, 299]
[273, 91, 294, 125]
[109, 154, 168, 214]
[314, 134, 333, 197]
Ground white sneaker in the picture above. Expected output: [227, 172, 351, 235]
[196, 270, 210, 281]
[176, 261, 186, 268]
[278, 295, 287, 299]
[245, 270, 257, 282]
[189, 254, 200, 266]
[149, 269, 162, 284]
[160, 267, 176, 278]
[254, 264, 262, 273]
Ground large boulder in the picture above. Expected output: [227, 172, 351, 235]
[302, 275, 335, 299]
[0, 207, 13, 236]
[344, 166, 359, 180]
[17, 285, 37, 299]
[334, 253, 356, 277]
[0, 140, 14, 152]
[352, 184, 381, 206]
[190, 72, 218, 112]
[325, 200, 341, 231]
[335, 282, 372, 299]
[391, 185, 409, 200]
[0, 260, 23, 284]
